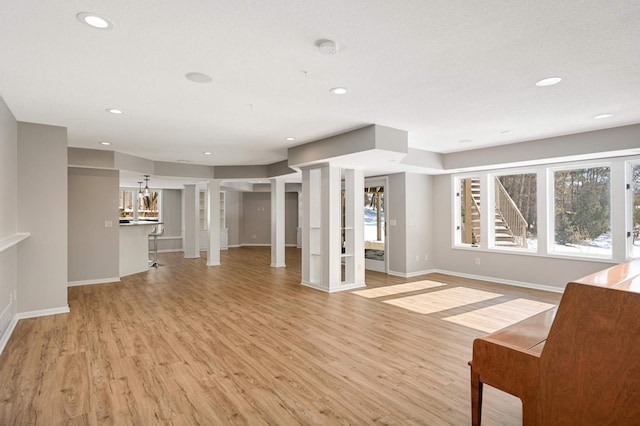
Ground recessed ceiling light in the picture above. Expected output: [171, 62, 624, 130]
[77, 12, 113, 30]
[99, 141, 111, 146]
[535, 77, 562, 87]
[105, 108, 123, 114]
[459, 139, 473, 143]
[316, 39, 340, 55]
[593, 113, 614, 119]
[330, 87, 349, 95]
[185, 72, 213, 83]
[285, 137, 296, 141]
[203, 151, 212, 155]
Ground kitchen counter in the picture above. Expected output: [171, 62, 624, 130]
[119, 222, 162, 276]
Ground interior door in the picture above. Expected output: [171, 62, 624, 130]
[364, 178, 387, 272]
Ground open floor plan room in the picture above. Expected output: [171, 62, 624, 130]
[0, 248, 560, 425]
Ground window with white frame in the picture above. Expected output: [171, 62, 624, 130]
[551, 166, 611, 257]
[493, 173, 537, 250]
[119, 188, 161, 221]
[455, 176, 481, 246]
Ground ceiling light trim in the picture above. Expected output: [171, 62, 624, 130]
[535, 77, 562, 87]
[76, 12, 113, 30]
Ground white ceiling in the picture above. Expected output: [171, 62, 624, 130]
[1, 1, 639, 169]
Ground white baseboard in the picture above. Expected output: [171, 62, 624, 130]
[386, 268, 564, 293]
[16, 306, 71, 320]
[388, 269, 437, 278]
[0, 315, 18, 356]
[430, 269, 565, 294]
[1, 306, 70, 356]
[157, 249, 183, 253]
[300, 281, 366, 293]
[68, 277, 120, 287]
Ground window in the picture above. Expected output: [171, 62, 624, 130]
[493, 173, 536, 250]
[119, 189, 160, 221]
[456, 177, 481, 246]
[552, 166, 611, 257]
[138, 191, 160, 221]
[119, 190, 136, 218]
[631, 163, 640, 259]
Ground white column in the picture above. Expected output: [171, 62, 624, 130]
[322, 165, 341, 289]
[270, 178, 286, 267]
[207, 179, 221, 266]
[301, 168, 312, 285]
[183, 184, 200, 258]
[296, 191, 302, 248]
[345, 168, 366, 286]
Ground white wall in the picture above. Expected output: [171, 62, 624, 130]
[0, 98, 18, 343]
[17, 122, 69, 314]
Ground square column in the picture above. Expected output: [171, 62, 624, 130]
[207, 179, 221, 266]
[270, 178, 286, 267]
[183, 184, 200, 258]
[301, 164, 365, 292]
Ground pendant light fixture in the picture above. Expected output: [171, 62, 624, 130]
[137, 181, 144, 199]
[143, 175, 151, 197]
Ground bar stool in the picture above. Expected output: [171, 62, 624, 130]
[148, 224, 164, 267]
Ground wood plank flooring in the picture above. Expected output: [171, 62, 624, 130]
[0, 247, 561, 425]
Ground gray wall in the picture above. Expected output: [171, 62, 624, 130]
[241, 192, 298, 245]
[68, 167, 120, 282]
[17, 122, 68, 313]
[157, 188, 183, 251]
[0, 98, 18, 329]
[225, 191, 242, 247]
[431, 174, 612, 290]
[387, 173, 434, 276]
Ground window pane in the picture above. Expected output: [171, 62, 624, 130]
[632, 164, 640, 259]
[139, 191, 159, 221]
[119, 190, 135, 218]
[458, 177, 480, 246]
[494, 174, 536, 249]
[553, 167, 611, 256]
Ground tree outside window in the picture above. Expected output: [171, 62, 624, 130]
[553, 167, 611, 257]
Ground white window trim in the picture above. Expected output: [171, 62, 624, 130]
[451, 155, 640, 263]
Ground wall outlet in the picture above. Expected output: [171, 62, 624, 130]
[475, 258, 480, 265]
[104, 220, 113, 228]
[415, 255, 420, 262]
[424, 254, 429, 261]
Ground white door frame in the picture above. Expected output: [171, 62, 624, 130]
[364, 176, 388, 273]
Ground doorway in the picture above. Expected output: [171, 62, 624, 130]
[364, 178, 387, 272]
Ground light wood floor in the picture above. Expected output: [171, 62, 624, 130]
[0, 247, 561, 425]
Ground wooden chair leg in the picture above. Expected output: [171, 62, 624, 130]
[471, 367, 483, 426]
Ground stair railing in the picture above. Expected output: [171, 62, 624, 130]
[494, 177, 528, 248]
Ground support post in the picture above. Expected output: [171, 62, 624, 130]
[270, 177, 286, 267]
[183, 184, 200, 258]
[207, 179, 221, 266]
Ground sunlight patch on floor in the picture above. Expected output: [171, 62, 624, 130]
[443, 298, 556, 333]
[351, 280, 446, 298]
[383, 287, 502, 314]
